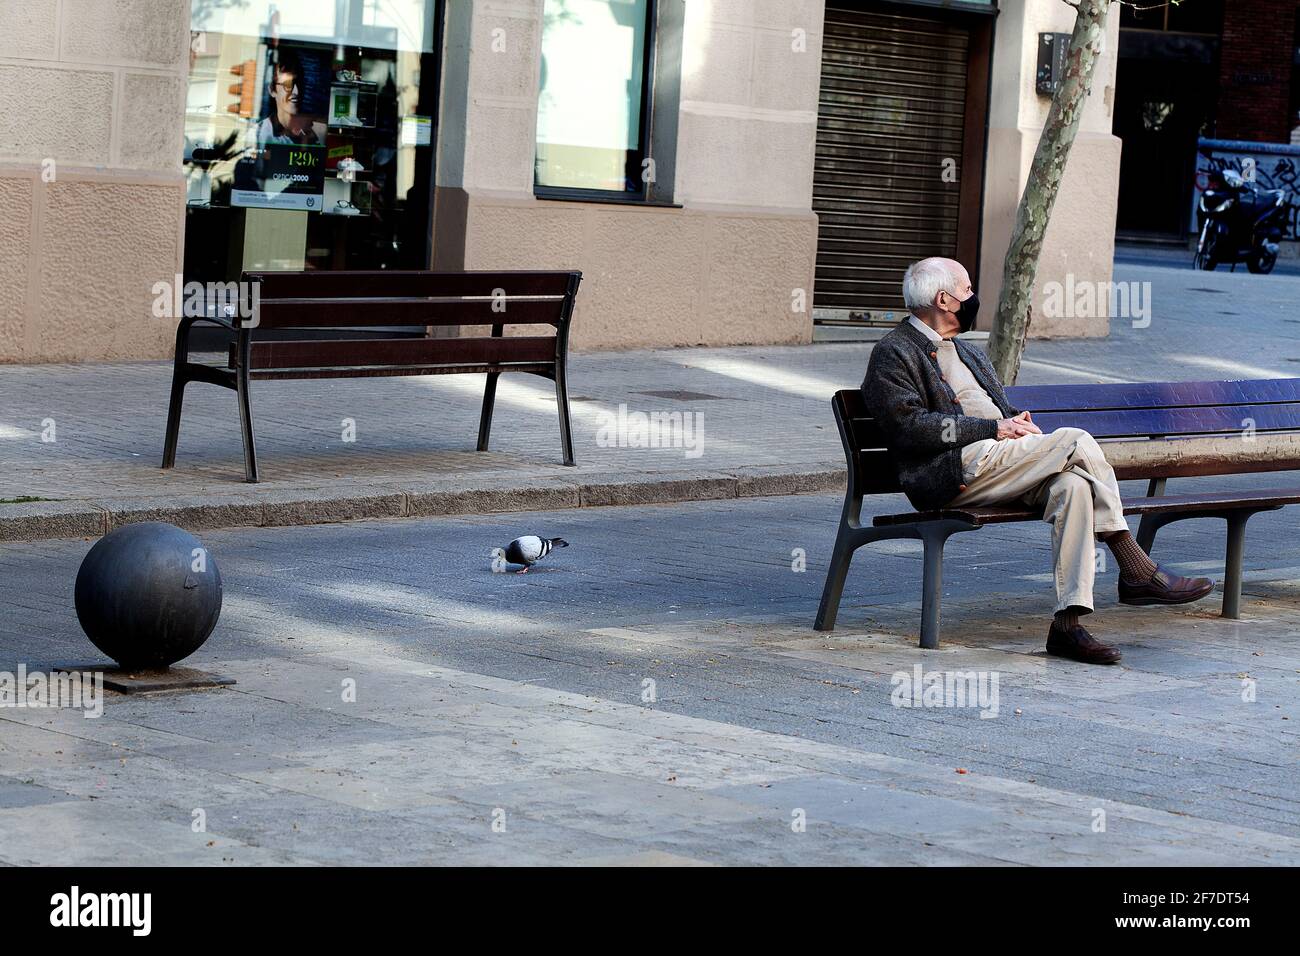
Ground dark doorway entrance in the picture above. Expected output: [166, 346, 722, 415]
[812, 2, 993, 325]
[1113, 2, 1225, 241]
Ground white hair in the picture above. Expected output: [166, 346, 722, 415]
[902, 258, 964, 313]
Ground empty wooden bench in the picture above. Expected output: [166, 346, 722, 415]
[161, 269, 582, 482]
[815, 379, 1300, 647]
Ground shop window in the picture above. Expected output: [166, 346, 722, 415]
[183, 0, 443, 280]
[1121, 0, 1224, 34]
[535, 0, 656, 200]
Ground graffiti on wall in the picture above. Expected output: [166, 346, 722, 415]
[1191, 139, 1300, 240]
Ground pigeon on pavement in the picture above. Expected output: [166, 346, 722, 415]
[493, 536, 568, 574]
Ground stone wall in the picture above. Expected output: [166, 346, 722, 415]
[0, 0, 188, 363]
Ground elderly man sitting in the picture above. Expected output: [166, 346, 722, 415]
[862, 257, 1214, 664]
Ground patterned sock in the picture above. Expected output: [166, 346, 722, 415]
[1105, 530, 1158, 585]
[1053, 608, 1080, 630]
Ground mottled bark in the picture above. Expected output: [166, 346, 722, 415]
[988, 0, 1112, 384]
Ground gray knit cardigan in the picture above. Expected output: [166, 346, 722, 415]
[860, 319, 1021, 511]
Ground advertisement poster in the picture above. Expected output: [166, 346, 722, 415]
[232, 42, 330, 210]
[231, 142, 325, 210]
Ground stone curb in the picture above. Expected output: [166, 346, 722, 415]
[0, 463, 848, 542]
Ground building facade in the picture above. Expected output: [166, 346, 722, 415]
[0, 0, 1121, 363]
[1114, 0, 1300, 242]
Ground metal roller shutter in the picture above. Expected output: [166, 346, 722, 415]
[813, 6, 971, 323]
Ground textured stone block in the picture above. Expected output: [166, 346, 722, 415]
[261, 492, 408, 527]
[0, 175, 34, 361]
[0, 501, 106, 541]
[735, 465, 843, 498]
[0, 0, 59, 60]
[579, 475, 737, 507]
[37, 178, 182, 361]
[407, 479, 581, 517]
[119, 72, 187, 171]
[61, 0, 189, 68]
[101, 496, 265, 533]
[0, 65, 114, 165]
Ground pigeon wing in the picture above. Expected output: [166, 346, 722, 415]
[508, 536, 544, 564]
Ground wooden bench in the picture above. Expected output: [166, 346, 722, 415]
[815, 379, 1300, 647]
[161, 269, 582, 482]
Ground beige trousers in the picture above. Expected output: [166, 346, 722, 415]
[948, 427, 1130, 612]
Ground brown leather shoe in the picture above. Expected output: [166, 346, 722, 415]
[1046, 623, 1122, 665]
[1119, 566, 1215, 606]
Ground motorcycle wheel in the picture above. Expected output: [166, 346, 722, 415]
[1248, 249, 1277, 275]
[1195, 229, 1219, 271]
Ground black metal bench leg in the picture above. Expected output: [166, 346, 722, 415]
[814, 531, 858, 632]
[477, 372, 500, 452]
[161, 375, 187, 470]
[1222, 512, 1248, 619]
[919, 528, 948, 650]
[234, 335, 259, 483]
[161, 317, 193, 469]
[1135, 477, 1167, 554]
[554, 363, 575, 467]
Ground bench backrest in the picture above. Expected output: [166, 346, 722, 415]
[232, 270, 582, 374]
[833, 377, 1300, 498]
[1007, 379, 1300, 438]
[241, 269, 581, 330]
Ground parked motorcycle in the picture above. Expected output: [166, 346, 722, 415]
[1194, 168, 1289, 274]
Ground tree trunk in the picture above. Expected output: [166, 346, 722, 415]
[987, 0, 1112, 384]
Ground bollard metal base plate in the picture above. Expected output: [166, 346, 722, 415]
[51, 663, 236, 694]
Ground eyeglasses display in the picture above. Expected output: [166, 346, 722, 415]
[183, 0, 441, 279]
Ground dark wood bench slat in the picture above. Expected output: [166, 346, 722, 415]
[1121, 488, 1300, 513]
[1007, 378, 1300, 412]
[852, 439, 1300, 483]
[249, 363, 554, 381]
[873, 487, 1300, 528]
[251, 297, 565, 329]
[235, 336, 557, 371]
[245, 270, 577, 299]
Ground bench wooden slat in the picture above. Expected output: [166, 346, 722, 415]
[872, 487, 1300, 528]
[251, 297, 565, 329]
[234, 335, 557, 371]
[846, 402, 1300, 446]
[1029, 403, 1300, 438]
[248, 363, 554, 381]
[1007, 378, 1300, 412]
[244, 270, 578, 299]
[852, 435, 1300, 492]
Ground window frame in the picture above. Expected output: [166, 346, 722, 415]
[533, 0, 661, 203]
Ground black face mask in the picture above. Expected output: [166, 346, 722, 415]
[953, 291, 980, 333]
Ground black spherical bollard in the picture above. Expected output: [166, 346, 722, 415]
[74, 522, 223, 670]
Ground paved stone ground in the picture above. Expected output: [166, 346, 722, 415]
[1, 495, 1296, 865]
[2, 256, 1299, 538]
